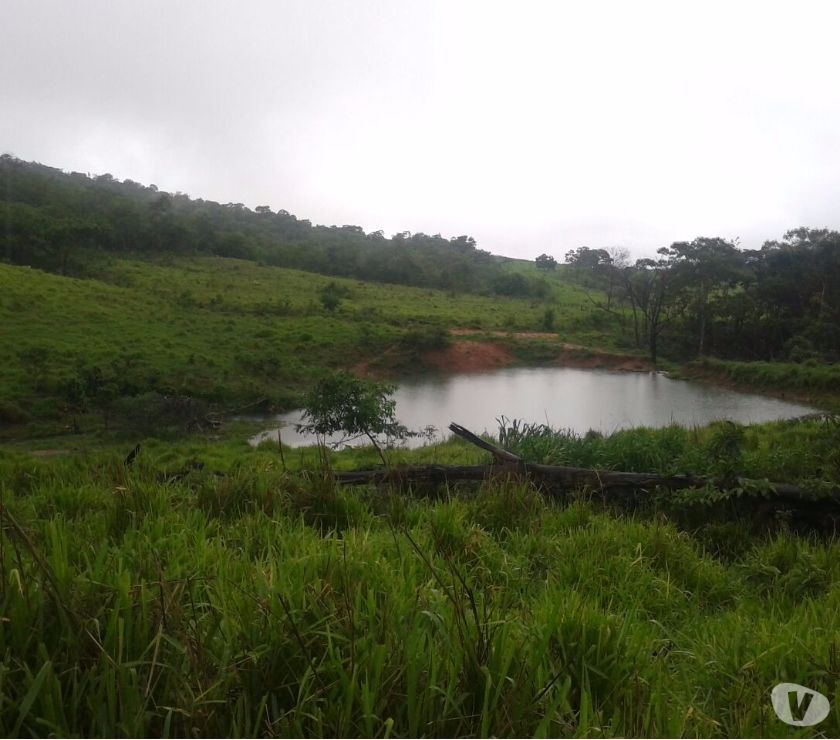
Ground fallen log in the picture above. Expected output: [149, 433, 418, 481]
[333, 462, 811, 498]
[447, 423, 522, 463]
[331, 422, 839, 505]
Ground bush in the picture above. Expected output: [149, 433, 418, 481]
[298, 371, 406, 460]
[542, 307, 555, 331]
[319, 281, 351, 312]
[491, 273, 531, 297]
[0, 401, 28, 424]
[112, 392, 211, 435]
[399, 324, 450, 353]
[785, 335, 819, 363]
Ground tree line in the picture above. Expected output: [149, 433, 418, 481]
[562, 231, 840, 364]
[0, 155, 548, 298]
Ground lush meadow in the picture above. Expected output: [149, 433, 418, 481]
[1, 418, 840, 737]
[0, 256, 618, 438]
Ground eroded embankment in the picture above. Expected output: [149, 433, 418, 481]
[422, 340, 517, 372]
[429, 330, 652, 374]
[355, 330, 652, 376]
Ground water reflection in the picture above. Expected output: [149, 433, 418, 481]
[248, 367, 820, 448]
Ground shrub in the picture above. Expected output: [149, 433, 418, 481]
[112, 392, 211, 435]
[399, 324, 450, 354]
[0, 401, 28, 424]
[542, 307, 555, 331]
[785, 335, 819, 363]
[319, 281, 351, 312]
[298, 371, 407, 463]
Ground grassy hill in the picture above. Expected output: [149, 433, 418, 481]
[0, 254, 622, 436]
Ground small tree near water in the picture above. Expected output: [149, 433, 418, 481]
[298, 371, 406, 465]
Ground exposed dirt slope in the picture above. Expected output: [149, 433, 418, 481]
[353, 331, 652, 377]
[423, 341, 516, 373]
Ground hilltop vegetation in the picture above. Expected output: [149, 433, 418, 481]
[0, 154, 550, 298]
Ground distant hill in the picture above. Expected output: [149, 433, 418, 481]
[0, 154, 552, 297]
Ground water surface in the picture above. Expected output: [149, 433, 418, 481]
[248, 367, 820, 448]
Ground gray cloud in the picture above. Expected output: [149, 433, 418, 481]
[4, 0, 840, 259]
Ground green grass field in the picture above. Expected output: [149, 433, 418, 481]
[2, 417, 840, 737]
[681, 357, 840, 402]
[0, 256, 619, 435]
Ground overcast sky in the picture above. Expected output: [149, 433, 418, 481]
[3, 1, 840, 259]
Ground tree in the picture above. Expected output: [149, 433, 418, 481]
[48, 216, 103, 275]
[297, 372, 406, 465]
[658, 237, 745, 356]
[564, 246, 613, 270]
[628, 256, 676, 365]
[491, 272, 532, 297]
[567, 246, 634, 341]
[535, 253, 557, 271]
[319, 281, 347, 312]
[60, 363, 120, 430]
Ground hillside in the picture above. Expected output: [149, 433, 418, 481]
[0, 255, 621, 437]
[0, 154, 555, 297]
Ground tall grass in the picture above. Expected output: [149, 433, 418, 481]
[496, 415, 840, 483]
[685, 357, 840, 399]
[2, 428, 840, 736]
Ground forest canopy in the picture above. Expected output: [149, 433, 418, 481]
[0, 155, 546, 297]
[3, 154, 839, 365]
[564, 232, 840, 364]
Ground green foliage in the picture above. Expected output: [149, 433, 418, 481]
[195, 466, 278, 518]
[111, 393, 212, 436]
[565, 230, 840, 365]
[683, 357, 840, 402]
[398, 324, 450, 354]
[535, 253, 557, 271]
[491, 272, 547, 298]
[495, 415, 840, 486]
[299, 371, 404, 445]
[0, 401, 28, 424]
[2, 433, 840, 737]
[318, 280, 348, 312]
[565, 246, 614, 270]
[0, 256, 614, 434]
[0, 154, 547, 298]
[542, 307, 555, 331]
[705, 421, 745, 479]
[7, 153, 840, 369]
[784, 335, 820, 363]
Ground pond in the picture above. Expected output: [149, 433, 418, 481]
[247, 366, 821, 448]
